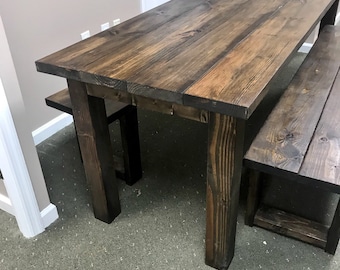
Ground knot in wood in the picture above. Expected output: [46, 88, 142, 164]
[180, 29, 201, 38]
[286, 132, 294, 140]
[320, 136, 328, 142]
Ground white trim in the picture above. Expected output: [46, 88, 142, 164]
[298, 42, 313, 54]
[140, 0, 147, 12]
[140, 0, 170, 12]
[0, 78, 45, 238]
[40, 203, 58, 228]
[336, 13, 340, 26]
[0, 192, 14, 215]
[32, 113, 73, 145]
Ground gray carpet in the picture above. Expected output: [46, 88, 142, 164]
[1, 52, 340, 269]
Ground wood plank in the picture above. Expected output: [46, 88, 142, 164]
[37, 0, 290, 103]
[45, 88, 129, 122]
[244, 26, 340, 173]
[254, 205, 328, 249]
[124, 0, 289, 94]
[205, 113, 245, 268]
[45, 88, 73, 114]
[35, 0, 207, 75]
[36, 0, 337, 117]
[300, 68, 340, 186]
[35, 0, 221, 89]
[184, 0, 337, 118]
[86, 84, 209, 123]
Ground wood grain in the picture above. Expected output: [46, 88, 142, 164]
[45, 88, 128, 120]
[254, 205, 329, 249]
[245, 25, 340, 173]
[87, 84, 209, 123]
[45, 88, 142, 184]
[35, 0, 339, 268]
[205, 113, 245, 268]
[67, 79, 121, 223]
[300, 68, 340, 185]
[244, 26, 340, 256]
[184, 0, 337, 117]
[36, 0, 338, 119]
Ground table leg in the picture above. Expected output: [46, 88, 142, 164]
[205, 113, 245, 269]
[67, 79, 121, 223]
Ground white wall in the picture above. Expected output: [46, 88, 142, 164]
[0, 15, 58, 236]
[0, 0, 140, 133]
[0, 0, 140, 232]
[0, 16, 51, 212]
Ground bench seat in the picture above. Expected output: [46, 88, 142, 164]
[45, 88, 142, 185]
[244, 25, 340, 254]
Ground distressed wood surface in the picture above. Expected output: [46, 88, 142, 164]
[45, 88, 129, 121]
[205, 113, 245, 268]
[300, 68, 340, 185]
[67, 79, 121, 223]
[254, 205, 329, 249]
[245, 26, 340, 173]
[36, 0, 337, 119]
[244, 26, 340, 257]
[45, 88, 142, 184]
[36, 0, 338, 269]
[86, 84, 209, 123]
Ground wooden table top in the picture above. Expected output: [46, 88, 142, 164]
[36, 0, 336, 119]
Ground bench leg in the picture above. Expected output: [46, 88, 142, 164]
[320, 0, 339, 31]
[119, 106, 142, 185]
[325, 197, 340, 254]
[245, 169, 263, 226]
[68, 79, 121, 223]
[205, 113, 245, 269]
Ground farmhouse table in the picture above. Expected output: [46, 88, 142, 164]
[36, 0, 339, 268]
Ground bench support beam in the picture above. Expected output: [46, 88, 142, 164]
[326, 197, 340, 254]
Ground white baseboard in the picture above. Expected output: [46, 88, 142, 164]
[32, 113, 73, 145]
[298, 42, 313, 54]
[0, 192, 14, 216]
[40, 203, 58, 228]
[0, 197, 58, 231]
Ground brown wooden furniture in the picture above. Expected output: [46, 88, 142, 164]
[244, 25, 340, 254]
[35, 0, 339, 268]
[45, 88, 142, 185]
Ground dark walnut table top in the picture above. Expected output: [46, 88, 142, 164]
[36, 0, 336, 119]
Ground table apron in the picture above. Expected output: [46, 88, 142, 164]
[86, 84, 209, 124]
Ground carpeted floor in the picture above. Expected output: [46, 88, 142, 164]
[0, 52, 340, 269]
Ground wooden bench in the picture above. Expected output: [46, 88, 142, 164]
[244, 25, 340, 254]
[45, 88, 142, 185]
